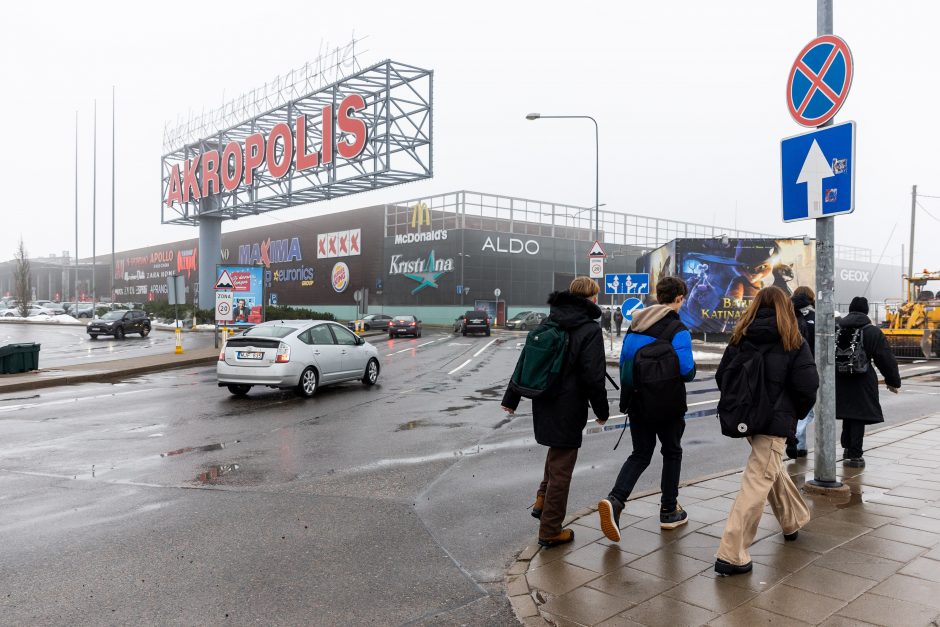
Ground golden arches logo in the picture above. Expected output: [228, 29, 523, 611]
[410, 202, 431, 228]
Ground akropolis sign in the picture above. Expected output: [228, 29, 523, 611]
[164, 95, 368, 207]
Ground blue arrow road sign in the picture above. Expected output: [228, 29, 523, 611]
[621, 298, 645, 322]
[781, 120, 855, 222]
[605, 273, 650, 295]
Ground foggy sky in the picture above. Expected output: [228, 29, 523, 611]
[1, 0, 938, 271]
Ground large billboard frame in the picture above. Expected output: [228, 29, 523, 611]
[161, 59, 433, 226]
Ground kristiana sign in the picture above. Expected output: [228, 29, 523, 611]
[164, 95, 368, 207]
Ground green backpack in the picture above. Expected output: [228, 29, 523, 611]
[509, 320, 569, 398]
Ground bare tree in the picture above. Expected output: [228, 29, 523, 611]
[14, 238, 30, 317]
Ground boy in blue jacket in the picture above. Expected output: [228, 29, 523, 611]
[597, 276, 696, 542]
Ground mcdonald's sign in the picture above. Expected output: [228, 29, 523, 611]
[410, 202, 431, 228]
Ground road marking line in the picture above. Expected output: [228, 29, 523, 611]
[448, 359, 472, 375]
[688, 398, 719, 407]
[905, 365, 935, 372]
[0, 388, 150, 413]
[473, 339, 497, 357]
[417, 339, 438, 347]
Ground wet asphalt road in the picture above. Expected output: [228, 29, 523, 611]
[1, 330, 938, 625]
[0, 322, 215, 368]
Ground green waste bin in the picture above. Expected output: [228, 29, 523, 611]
[0, 343, 40, 374]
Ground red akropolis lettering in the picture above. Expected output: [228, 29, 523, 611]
[165, 164, 183, 207]
[295, 115, 319, 171]
[337, 94, 368, 159]
[267, 123, 293, 179]
[164, 94, 369, 207]
[244, 133, 266, 185]
[182, 157, 202, 202]
[221, 141, 243, 191]
[321, 105, 334, 165]
[201, 149, 220, 197]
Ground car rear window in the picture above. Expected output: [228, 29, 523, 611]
[242, 325, 296, 338]
[394, 316, 414, 322]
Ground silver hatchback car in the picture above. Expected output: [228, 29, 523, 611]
[217, 320, 381, 397]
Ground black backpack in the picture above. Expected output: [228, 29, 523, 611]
[621, 320, 687, 417]
[835, 326, 869, 375]
[716, 342, 775, 438]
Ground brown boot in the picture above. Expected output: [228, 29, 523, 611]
[538, 528, 575, 548]
[530, 491, 545, 519]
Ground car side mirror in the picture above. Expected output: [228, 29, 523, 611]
[356, 336, 364, 345]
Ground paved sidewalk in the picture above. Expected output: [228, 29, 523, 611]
[0, 347, 219, 393]
[506, 415, 940, 626]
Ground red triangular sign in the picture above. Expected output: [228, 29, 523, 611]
[587, 240, 606, 258]
[215, 270, 234, 290]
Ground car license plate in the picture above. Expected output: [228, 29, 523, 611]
[471, 319, 482, 324]
[237, 351, 263, 360]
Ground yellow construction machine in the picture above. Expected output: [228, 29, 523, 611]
[883, 270, 940, 358]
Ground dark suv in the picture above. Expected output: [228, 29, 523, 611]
[87, 310, 151, 340]
[462, 310, 491, 336]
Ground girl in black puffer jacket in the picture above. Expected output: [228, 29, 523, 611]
[713, 286, 819, 575]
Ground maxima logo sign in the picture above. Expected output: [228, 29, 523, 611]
[317, 229, 361, 258]
[481, 236, 540, 255]
[389, 250, 454, 294]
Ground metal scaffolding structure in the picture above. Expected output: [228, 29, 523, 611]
[384, 190, 873, 262]
[161, 59, 433, 226]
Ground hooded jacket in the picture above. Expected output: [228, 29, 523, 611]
[835, 311, 901, 424]
[791, 293, 816, 356]
[502, 290, 609, 448]
[619, 305, 695, 416]
[715, 307, 819, 437]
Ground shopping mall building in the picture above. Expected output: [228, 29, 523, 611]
[0, 190, 900, 325]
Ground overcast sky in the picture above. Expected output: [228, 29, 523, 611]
[2, 0, 938, 270]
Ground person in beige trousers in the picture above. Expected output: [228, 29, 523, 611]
[713, 287, 819, 575]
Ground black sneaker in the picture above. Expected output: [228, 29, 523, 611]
[597, 496, 624, 542]
[786, 445, 799, 459]
[784, 531, 799, 542]
[797, 449, 808, 458]
[660, 504, 688, 530]
[844, 457, 866, 468]
[715, 559, 753, 576]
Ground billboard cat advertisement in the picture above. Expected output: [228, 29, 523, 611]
[641, 238, 816, 333]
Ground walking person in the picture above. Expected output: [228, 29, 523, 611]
[614, 307, 624, 336]
[787, 286, 816, 459]
[597, 277, 696, 542]
[713, 286, 818, 575]
[501, 277, 610, 547]
[602, 307, 612, 334]
[836, 297, 901, 468]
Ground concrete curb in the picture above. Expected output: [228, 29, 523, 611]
[0, 353, 218, 393]
[504, 411, 940, 626]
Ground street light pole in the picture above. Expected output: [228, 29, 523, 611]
[526, 113, 600, 242]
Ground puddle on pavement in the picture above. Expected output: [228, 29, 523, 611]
[443, 404, 475, 413]
[161, 440, 240, 458]
[196, 463, 240, 484]
[396, 420, 464, 431]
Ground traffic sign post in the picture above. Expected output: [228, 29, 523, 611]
[781, 121, 855, 221]
[605, 273, 650, 295]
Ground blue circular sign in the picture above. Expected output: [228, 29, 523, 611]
[621, 298, 645, 322]
[787, 35, 853, 127]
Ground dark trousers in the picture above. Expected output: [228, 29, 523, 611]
[610, 417, 685, 510]
[538, 447, 579, 538]
[615, 321, 623, 336]
[841, 420, 866, 459]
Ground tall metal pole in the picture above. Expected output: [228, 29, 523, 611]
[74, 111, 79, 307]
[92, 99, 97, 315]
[111, 86, 116, 302]
[908, 184, 917, 281]
[810, 0, 842, 489]
[593, 118, 599, 243]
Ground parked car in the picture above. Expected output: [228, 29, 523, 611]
[453, 314, 467, 334]
[1, 305, 55, 317]
[87, 309, 151, 339]
[346, 313, 393, 332]
[32, 301, 66, 315]
[505, 311, 546, 331]
[462, 310, 491, 336]
[217, 320, 380, 397]
[388, 315, 422, 338]
[66, 303, 94, 318]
